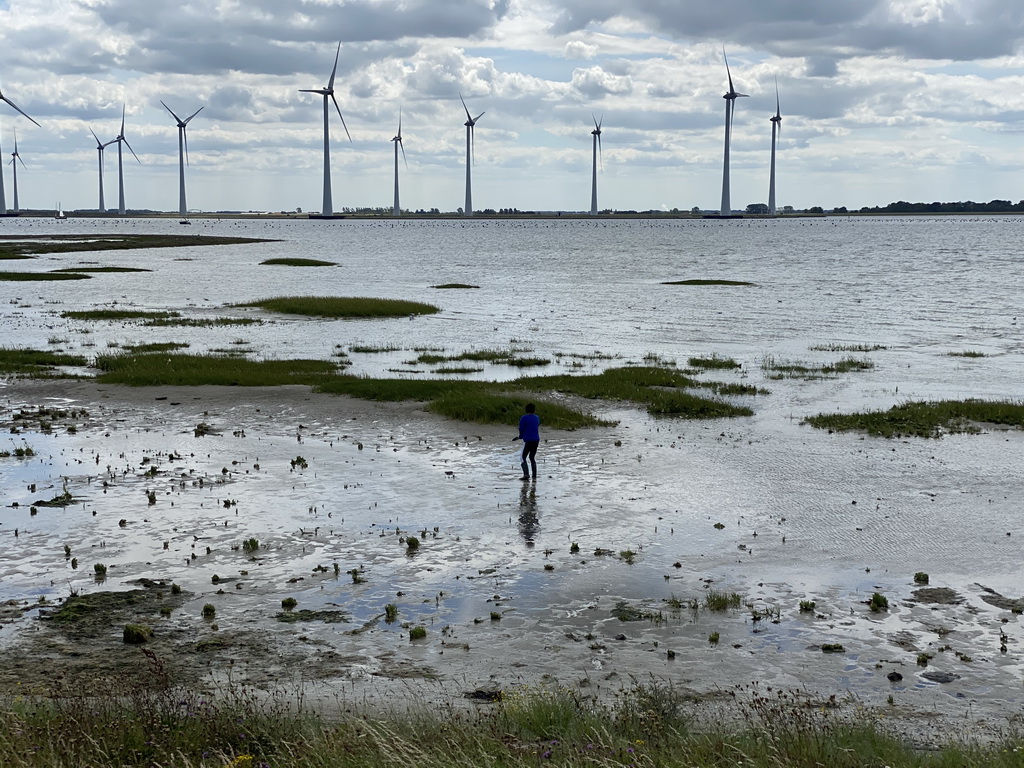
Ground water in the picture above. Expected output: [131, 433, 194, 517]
[1, 215, 1022, 726]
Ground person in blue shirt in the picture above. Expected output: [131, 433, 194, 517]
[515, 402, 541, 480]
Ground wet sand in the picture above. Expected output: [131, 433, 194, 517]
[1, 378, 1022, 745]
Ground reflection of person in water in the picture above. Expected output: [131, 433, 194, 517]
[518, 480, 539, 543]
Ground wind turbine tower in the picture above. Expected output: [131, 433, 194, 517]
[768, 80, 782, 216]
[719, 49, 748, 217]
[300, 42, 351, 218]
[590, 114, 602, 216]
[90, 128, 115, 212]
[460, 94, 484, 217]
[391, 110, 406, 216]
[9, 129, 26, 212]
[0, 83, 39, 216]
[161, 101, 203, 216]
[113, 105, 141, 216]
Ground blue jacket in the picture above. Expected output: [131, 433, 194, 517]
[518, 413, 540, 442]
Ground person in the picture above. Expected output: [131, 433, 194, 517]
[515, 402, 541, 480]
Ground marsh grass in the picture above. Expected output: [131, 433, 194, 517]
[122, 342, 190, 353]
[237, 296, 440, 318]
[0, 348, 87, 375]
[260, 258, 337, 267]
[804, 399, 1024, 438]
[809, 343, 887, 352]
[143, 317, 260, 327]
[688, 354, 740, 370]
[52, 266, 152, 273]
[431, 283, 479, 289]
[0, 271, 91, 281]
[662, 279, 755, 286]
[2, 677, 1010, 768]
[62, 309, 180, 321]
[0, 233, 267, 259]
[704, 590, 743, 611]
[948, 350, 987, 358]
[95, 353, 340, 387]
[762, 356, 873, 379]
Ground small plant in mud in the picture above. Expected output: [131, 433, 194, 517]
[202, 603, 216, 619]
[665, 595, 683, 610]
[799, 600, 816, 613]
[570, 542, 580, 554]
[348, 568, 365, 584]
[147, 490, 157, 505]
[290, 456, 308, 470]
[704, 590, 742, 611]
[242, 537, 260, 553]
[194, 422, 213, 437]
[63, 544, 71, 558]
[709, 632, 720, 645]
[619, 549, 636, 564]
[211, 574, 221, 584]
[170, 583, 181, 595]
[409, 626, 427, 640]
[385, 603, 399, 623]
[93, 563, 107, 579]
[281, 597, 298, 611]
[490, 611, 502, 621]
[869, 592, 889, 612]
[917, 652, 933, 666]
[122, 624, 153, 644]
[914, 572, 929, 584]
[822, 644, 845, 653]
[405, 536, 420, 552]
[70, 558, 78, 569]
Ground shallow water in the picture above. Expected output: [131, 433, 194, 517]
[1, 216, 1022, 731]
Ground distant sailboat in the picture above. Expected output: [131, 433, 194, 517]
[54, 202, 67, 220]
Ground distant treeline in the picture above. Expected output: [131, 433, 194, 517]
[857, 199, 1024, 214]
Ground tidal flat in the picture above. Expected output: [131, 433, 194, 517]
[1, 216, 1023, 754]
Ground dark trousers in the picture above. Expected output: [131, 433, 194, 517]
[521, 441, 539, 477]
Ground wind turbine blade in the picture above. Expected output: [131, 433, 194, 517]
[160, 100, 183, 123]
[723, 47, 734, 94]
[183, 128, 190, 167]
[397, 107, 402, 139]
[775, 76, 780, 116]
[473, 111, 485, 123]
[328, 41, 341, 91]
[471, 124, 475, 166]
[120, 104, 126, 136]
[459, 93, 472, 122]
[330, 94, 352, 142]
[598, 133, 603, 171]
[298, 89, 323, 94]
[17, 155, 27, 170]
[1, 95, 41, 127]
[400, 137, 408, 169]
[90, 127, 103, 147]
[183, 106, 203, 124]
[123, 138, 141, 164]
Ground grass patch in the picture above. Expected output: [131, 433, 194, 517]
[260, 258, 337, 267]
[763, 355, 873, 379]
[122, 342, 191, 353]
[804, 399, 1024, 438]
[688, 355, 740, 370]
[237, 296, 440, 318]
[94, 353, 341, 387]
[52, 266, 152, 273]
[662, 279, 755, 286]
[431, 283, 479, 289]
[0, 233, 268, 259]
[0, 271, 91, 281]
[810, 343, 887, 352]
[434, 366, 484, 374]
[704, 590, 743, 611]
[143, 317, 260, 327]
[0, 348, 88, 375]
[349, 344, 404, 353]
[948, 350, 987, 358]
[62, 309, 180, 321]
[428, 392, 612, 430]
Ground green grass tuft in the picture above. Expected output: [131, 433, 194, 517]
[260, 258, 337, 267]
[52, 266, 152, 273]
[62, 309, 180, 321]
[237, 296, 440, 318]
[688, 354, 740, 370]
[804, 399, 1024, 438]
[95, 353, 341, 387]
[0, 348, 88, 375]
[0, 271, 91, 281]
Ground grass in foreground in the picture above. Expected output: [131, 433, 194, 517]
[805, 399, 1024, 438]
[237, 296, 440, 318]
[0, 678, 1019, 768]
[260, 257, 337, 267]
[0, 348, 88, 375]
[762, 355, 874, 379]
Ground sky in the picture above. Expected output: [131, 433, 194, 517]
[1, 0, 1024, 214]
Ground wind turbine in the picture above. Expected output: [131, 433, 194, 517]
[460, 93, 484, 217]
[113, 105, 141, 216]
[300, 41, 351, 218]
[391, 109, 407, 217]
[590, 114, 602, 216]
[768, 78, 782, 216]
[0, 83, 39, 216]
[9, 129, 26, 212]
[90, 128, 115, 212]
[719, 49, 748, 217]
[161, 101, 203, 217]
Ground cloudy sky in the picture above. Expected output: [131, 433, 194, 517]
[1, 0, 1023, 213]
